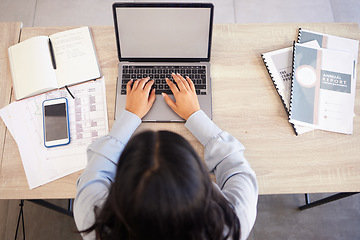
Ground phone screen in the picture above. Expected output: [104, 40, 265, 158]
[44, 103, 69, 142]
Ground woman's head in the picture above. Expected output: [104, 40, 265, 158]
[90, 131, 239, 240]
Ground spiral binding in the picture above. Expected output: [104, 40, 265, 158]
[261, 54, 278, 90]
[261, 53, 298, 135]
[261, 54, 285, 109]
[297, 28, 303, 43]
[289, 28, 305, 135]
[288, 41, 298, 135]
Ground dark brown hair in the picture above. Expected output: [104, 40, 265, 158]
[83, 130, 240, 240]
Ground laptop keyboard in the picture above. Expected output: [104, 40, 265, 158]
[120, 65, 207, 95]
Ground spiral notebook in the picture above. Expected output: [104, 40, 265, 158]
[289, 29, 359, 134]
[261, 42, 318, 135]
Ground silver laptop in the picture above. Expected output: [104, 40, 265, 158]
[112, 3, 214, 121]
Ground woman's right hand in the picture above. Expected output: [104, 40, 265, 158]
[125, 77, 156, 119]
[162, 73, 200, 120]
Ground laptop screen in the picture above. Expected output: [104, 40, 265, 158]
[113, 3, 213, 62]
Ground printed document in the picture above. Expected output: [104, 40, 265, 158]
[0, 78, 108, 189]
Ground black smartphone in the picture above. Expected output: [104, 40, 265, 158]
[42, 97, 70, 148]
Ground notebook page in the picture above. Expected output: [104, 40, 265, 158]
[8, 36, 58, 100]
[49, 27, 101, 87]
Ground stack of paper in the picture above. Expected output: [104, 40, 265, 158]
[0, 78, 108, 189]
[261, 29, 359, 135]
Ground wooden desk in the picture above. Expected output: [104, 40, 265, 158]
[0, 23, 359, 199]
[0, 22, 22, 177]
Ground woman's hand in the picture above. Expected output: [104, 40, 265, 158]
[162, 73, 200, 120]
[125, 77, 156, 119]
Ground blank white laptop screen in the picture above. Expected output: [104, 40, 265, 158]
[115, 7, 211, 59]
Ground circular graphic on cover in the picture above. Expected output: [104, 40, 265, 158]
[295, 65, 317, 88]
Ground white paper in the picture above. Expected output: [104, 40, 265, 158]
[50, 27, 101, 87]
[8, 36, 58, 100]
[0, 77, 108, 189]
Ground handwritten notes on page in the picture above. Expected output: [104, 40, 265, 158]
[0, 77, 108, 189]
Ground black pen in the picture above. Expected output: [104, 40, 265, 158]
[65, 86, 75, 99]
[48, 39, 57, 69]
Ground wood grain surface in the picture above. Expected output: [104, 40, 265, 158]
[0, 23, 359, 199]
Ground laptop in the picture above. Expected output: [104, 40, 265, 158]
[112, 3, 214, 121]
